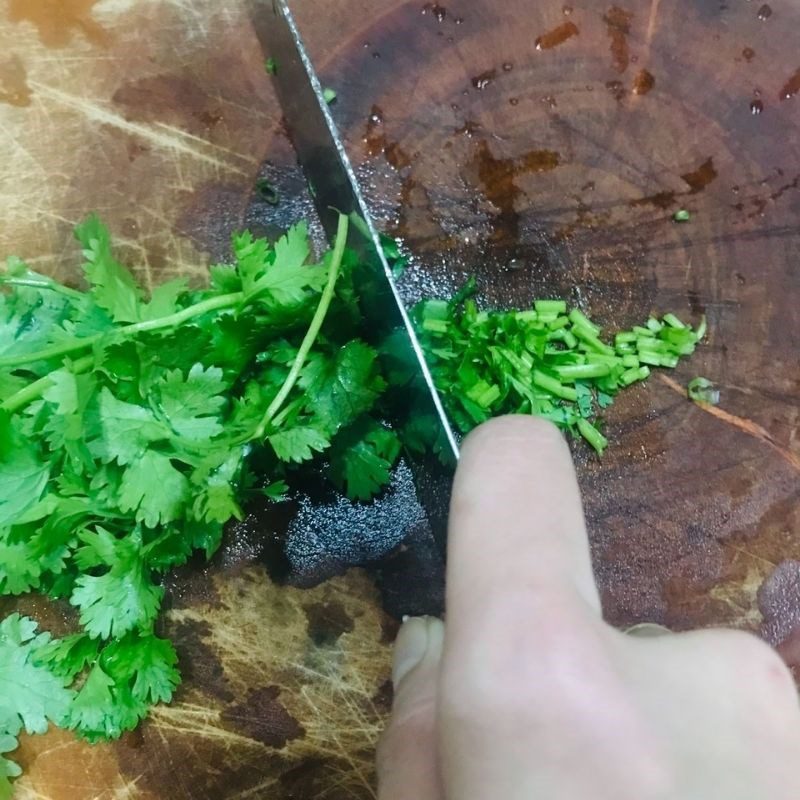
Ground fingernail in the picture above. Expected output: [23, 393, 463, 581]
[625, 622, 672, 638]
[392, 616, 430, 689]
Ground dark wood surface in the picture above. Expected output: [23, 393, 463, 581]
[2, 0, 798, 797]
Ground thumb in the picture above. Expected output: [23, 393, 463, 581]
[377, 616, 444, 800]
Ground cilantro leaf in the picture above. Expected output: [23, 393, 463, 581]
[89, 388, 169, 465]
[268, 427, 330, 463]
[118, 450, 190, 527]
[139, 278, 188, 321]
[191, 450, 244, 524]
[64, 662, 146, 742]
[0, 411, 50, 527]
[0, 534, 41, 595]
[329, 418, 401, 501]
[236, 222, 325, 307]
[0, 615, 74, 797]
[102, 632, 180, 705]
[34, 634, 100, 681]
[299, 341, 385, 435]
[0, 614, 73, 735]
[154, 363, 227, 440]
[70, 530, 163, 639]
[74, 215, 143, 323]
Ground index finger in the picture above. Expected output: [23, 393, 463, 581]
[445, 416, 601, 646]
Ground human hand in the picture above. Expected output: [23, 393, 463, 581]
[377, 416, 800, 799]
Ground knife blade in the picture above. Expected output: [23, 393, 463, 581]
[250, 0, 459, 550]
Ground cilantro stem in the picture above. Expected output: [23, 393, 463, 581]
[1, 354, 94, 413]
[0, 276, 85, 301]
[251, 214, 349, 442]
[0, 292, 243, 369]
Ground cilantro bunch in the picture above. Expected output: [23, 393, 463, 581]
[412, 278, 706, 454]
[0, 213, 405, 790]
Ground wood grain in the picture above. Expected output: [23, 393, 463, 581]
[1, 0, 799, 797]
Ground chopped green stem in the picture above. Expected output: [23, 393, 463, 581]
[554, 363, 611, 381]
[1, 354, 94, 413]
[577, 418, 608, 455]
[0, 292, 243, 369]
[533, 370, 578, 401]
[251, 214, 349, 442]
[535, 300, 567, 315]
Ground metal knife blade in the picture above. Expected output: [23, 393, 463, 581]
[250, 0, 459, 548]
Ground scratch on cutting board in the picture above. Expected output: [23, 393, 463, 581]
[150, 703, 267, 747]
[660, 374, 800, 472]
[27, 80, 252, 175]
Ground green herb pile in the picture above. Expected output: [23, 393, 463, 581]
[413, 278, 706, 454]
[0, 214, 706, 794]
[0, 213, 409, 794]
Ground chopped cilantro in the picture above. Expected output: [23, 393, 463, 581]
[413, 288, 707, 452]
[687, 376, 720, 405]
[673, 209, 691, 222]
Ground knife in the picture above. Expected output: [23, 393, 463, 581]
[249, 0, 459, 551]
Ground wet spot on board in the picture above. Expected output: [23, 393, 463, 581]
[421, 2, 447, 22]
[779, 68, 800, 101]
[632, 69, 655, 95]
[603, 6, 634, 73]
[534, 21, 579, 51]
[6, 0, 109, 48]
[629, 190, 677, 209]
[467, 139, 561, 242]
[363, 105, 412, 169]
[174, 182, 249, 262]
[0, 55, 31, 107]
[681, 157, 718, 193]
[113, 74, 225, 136]
[605, 80, 626, 101]
[221, 687, 305, 748]
[471, 69, 497, 90]
[305, 600, 354, 646]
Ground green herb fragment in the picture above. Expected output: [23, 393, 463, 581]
[323, 87, 337, 104]
[264, 57, 278, 75]
[255, 178, 279, 205]
[687, 376, 720, 405]
[673, 209, 691, 222]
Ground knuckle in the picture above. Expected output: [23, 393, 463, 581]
[706, 629, 797, 697]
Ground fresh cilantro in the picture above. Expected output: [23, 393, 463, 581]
[70, 529, 163, 639]
[329, 417, 401, 501]
[269, 427, 330, 463]
[299, 341, 386, 435]
[0, 614, 73, 794]
[75, 214, 143, 323]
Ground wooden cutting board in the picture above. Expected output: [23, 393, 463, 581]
[1, 1, 798, 797]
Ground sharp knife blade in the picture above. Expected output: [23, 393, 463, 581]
[250, 0, 459, 548]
